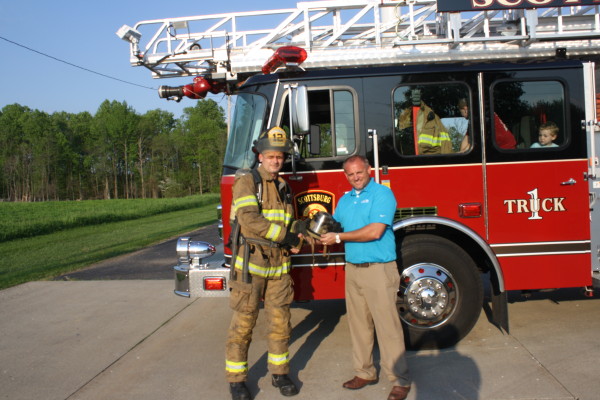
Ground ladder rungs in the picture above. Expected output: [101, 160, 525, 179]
[121, 1, 600, 80]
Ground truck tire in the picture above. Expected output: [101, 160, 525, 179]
[396, 234, 483, 350]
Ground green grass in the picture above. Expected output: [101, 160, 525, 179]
[0, 195, 219, 242]
[0, 197, 220, 290]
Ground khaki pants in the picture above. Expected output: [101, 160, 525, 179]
[345, 261, 410, 387]
[225, 273, 294, 382]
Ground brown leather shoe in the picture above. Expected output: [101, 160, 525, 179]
[342, 376, 378, 390]
[387, 385, 411, 400]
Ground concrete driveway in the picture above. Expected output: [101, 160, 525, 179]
[1, 225, 599, 400]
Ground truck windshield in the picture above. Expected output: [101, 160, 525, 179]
[223, 93, 267, 169]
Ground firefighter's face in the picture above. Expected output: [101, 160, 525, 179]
[343, 159, 371, 191]
[259, 150, 285, 175]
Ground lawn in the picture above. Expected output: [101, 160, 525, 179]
[0, 195, 220, 289]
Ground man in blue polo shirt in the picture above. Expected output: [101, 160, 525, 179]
[320, 155, 411, 400]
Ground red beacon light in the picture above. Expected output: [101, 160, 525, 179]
[262, 46, 307, 75]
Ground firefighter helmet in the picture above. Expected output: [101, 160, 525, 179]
[253, 127, 293, 154]
[306, 211, 339, 239]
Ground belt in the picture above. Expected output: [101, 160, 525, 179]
[349, 261, 393, 268]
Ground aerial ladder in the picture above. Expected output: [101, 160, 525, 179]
[117, 0, 600, 100]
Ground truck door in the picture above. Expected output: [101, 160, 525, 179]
[361, 71, 488, 349]
[361, 71, 486, 239]
[483, 64, 592, 290]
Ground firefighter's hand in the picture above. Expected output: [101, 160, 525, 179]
[281, 231, 301, 248]
[320, 232, 337, 246]
[290, 234, 303, 254]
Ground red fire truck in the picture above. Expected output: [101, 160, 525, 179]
[118, 0, 600, 349]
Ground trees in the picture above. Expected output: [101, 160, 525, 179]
[0, 104, 30, 201]
[91, 100, 139, 199]
[51, 111, 93, 200]
[0, 98, 227, 201]
[0, 105, 58, 201]
[136, 109, 175, 198]
[176, 99, 227, 195]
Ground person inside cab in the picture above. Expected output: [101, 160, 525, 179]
[531, 121, 559, 148]
[458, 100, 517, 151]
[458, 98, 470, 152]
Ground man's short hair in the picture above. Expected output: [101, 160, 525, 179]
[343, 155, 370, 169]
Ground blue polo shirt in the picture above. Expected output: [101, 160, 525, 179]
[334, 178, 397, 264]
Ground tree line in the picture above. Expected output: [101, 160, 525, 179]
[0, 99, 227, 201]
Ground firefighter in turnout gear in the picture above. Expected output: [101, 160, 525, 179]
[397, 97, 452, 155]
[226, 127, 303, 400]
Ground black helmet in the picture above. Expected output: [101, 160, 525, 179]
[306, 211, 337, 239]
[254, 127, 293, 154]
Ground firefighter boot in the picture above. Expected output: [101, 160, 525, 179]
[230, 381, 252, 400]
[272, 374, 299, 396]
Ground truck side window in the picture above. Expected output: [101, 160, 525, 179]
[393, 83, 470, 156]
[281, 88, 356, 159]
[492, 80, 566, 150]
[333, 90, 355, 155]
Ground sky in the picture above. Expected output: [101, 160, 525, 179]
[0, 0, 302, 119]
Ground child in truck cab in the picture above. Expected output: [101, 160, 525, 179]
[531, 121, 559, 148]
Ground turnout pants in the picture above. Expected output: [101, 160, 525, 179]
[225, 273, 294, 382]
[345, 261, 411, 387]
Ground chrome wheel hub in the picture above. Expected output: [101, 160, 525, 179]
[398, 263, 458, 328]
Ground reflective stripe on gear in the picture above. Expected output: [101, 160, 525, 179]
[234, 255, 291, 278]
[262, 208, 293, 224]
[265, 222, 282, 241]
[233, 195, 258, 214]
[225, 360, 248, 374]
[418, 131, 451, 146]
[268, 352, 290, 366]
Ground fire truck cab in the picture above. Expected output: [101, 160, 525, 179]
[119, 0, 600, 349]
[221, 58, 595, 348]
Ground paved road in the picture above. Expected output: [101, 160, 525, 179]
[2, 224, 599, 400]
[54, 223, 222, 281]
